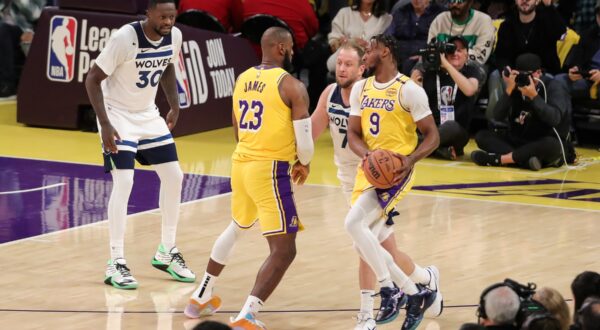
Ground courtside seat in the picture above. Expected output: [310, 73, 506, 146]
[240, 14, 294, 45]
[176, 9, 226, 33]
[57, 0, 148, 14]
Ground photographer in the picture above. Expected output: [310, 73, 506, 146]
[479, 286, 520, 329]
[471, 53, 570, 171]
[411, 36, 485, 160]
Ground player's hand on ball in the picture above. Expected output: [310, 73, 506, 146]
[101, 124, 121, 154]
[291, 162, 310, 185]
[392, 153, 413, 184]
[166, 108, 179, 130]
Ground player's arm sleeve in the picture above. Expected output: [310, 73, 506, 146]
[294, 118, 313, 165]
[400, 80, 432, 122]
[349, 80, 366, 117]
[94, 26, 134, 76]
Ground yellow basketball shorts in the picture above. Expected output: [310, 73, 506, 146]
[231, 159, 304, 236]
[351, 166, 415, 216]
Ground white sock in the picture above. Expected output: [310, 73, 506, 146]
[191, 272, 218, 303]
[152, 162, 183, 251]
[345, 193, 392, 285]
[409, 264, 433, 289]
[108, 170, 134, 261]
[360, 290, 375, 316]
[235, 295, 263, 321]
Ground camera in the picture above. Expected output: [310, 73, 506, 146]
[418, 39, 457, 71]
[503, 67, 532, 87]
[573, 70, 592, 79]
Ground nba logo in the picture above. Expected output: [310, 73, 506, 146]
[175, 52, 191, 108]
[440, 85, 453, 105]
[47, 16, 77, 82]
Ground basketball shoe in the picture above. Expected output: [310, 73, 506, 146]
[184, 295, 222, 318]
[424, 265, 443, 317]
[151, 244, 196, 282]
[355, 312, 376, 330]
[229, 314, 267, 330]
[401, 285, 437, 330]
[374, 285, 407, 324]
[104, 258, 138, 290]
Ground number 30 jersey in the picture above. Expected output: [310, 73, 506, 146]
[349, 74, 431, 156]
[95, 21, 182, 112]
[232, 66, 296, 163]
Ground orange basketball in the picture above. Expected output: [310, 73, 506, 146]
[362, 149, 403, 189]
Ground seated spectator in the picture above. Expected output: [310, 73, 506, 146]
[0, 0, 45, 99]
[573, 0, 597, 34]
[487, 0, 567, 115]
[326, 0, 392, 73]
[461, 323, 486, 330]
[556, 1, 600, 103]
[472, 53, 571, 171]
[574, 297, 600, 330]
[479, 286, 520, 329]
[571, 271, 600, 318]
[533, 287, 571, 330]
[192, 320, 231, 330]
[428, 0, 496, 66]
[178, 0, 243, 33]
[411, 35, 485, 159]
[242, 0, 319, 51]
[385, 0, 444, 74]
[523, 316, 561, 330]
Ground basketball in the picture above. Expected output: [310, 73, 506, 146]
[362, 149, 403, 189]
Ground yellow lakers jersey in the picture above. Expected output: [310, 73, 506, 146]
[232, 66, 296, 162]
[358, 75, 418, 155]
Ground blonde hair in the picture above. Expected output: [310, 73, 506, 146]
[533, 287, 571, 330]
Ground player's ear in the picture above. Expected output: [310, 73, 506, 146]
[277, 43, 285, 56]
[358, 64, 365, 76]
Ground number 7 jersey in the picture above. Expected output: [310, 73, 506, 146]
[232, 66, 296, 162]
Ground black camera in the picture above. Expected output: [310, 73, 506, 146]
[418, 40, 457, 71]
[479, 279, 556, 329]
[503, 67, 533, 87]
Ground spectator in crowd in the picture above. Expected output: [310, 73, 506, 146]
[523, 316, 561, 330]
[533, 287, 571, 330]
[573, 0, 597, 34]
[385, 0, 445, 74]
[428, 0, 496, 65]
[472, 53, 571, 171]
[327, 0, 392, 73]
[571, 271, 600, 317]
[487, 0, 567, 116]
[411, 35, 485, 159]
[178, 0, 243, 33]
[557, 1, 600, 103]
[575, 297, 600, 330]
[0, 0, 46, 99]
[479, 286, 520, 329]
[461, 323, 486, 330]
[243, 0, 319, 51]
[192, 320, 231, 330]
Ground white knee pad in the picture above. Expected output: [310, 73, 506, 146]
[210, 221, 245, 265]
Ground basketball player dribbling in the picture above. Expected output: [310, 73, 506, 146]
[85, 0, 195, 289]
[345, 34, 443, 330]
[184, 27, 313, 330]
[311, 41, 443, 329]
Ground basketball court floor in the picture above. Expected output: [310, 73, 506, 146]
[1, 99, 599, 329]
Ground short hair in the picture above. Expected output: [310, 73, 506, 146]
[371, 34, 400, 65]
[193, 320, 232, 330]
[572, 271, 600, 313]
[339, 40, 365, 63]
[484, 286, 520, 325]
[459, 323, 485, 330]
[533, 287, 570, 330]
[524, 316, 562, 330]
[578, 297, 600, 330]
[148, 0, 176, 8]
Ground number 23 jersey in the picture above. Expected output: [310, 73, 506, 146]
[95, 21, 182, 112]
[232, 66, 296, 162]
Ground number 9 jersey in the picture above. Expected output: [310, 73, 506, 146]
[232, 66, 296, 163]
[95, 21, 182, 112]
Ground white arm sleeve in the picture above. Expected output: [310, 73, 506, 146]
[400, 80, 432, 122]
[293, 117, 314, 165]
[349, 79, 367, 117]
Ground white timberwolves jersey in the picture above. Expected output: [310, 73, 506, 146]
[327, 84, 361, 168]
[95, 22, 182, 112]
